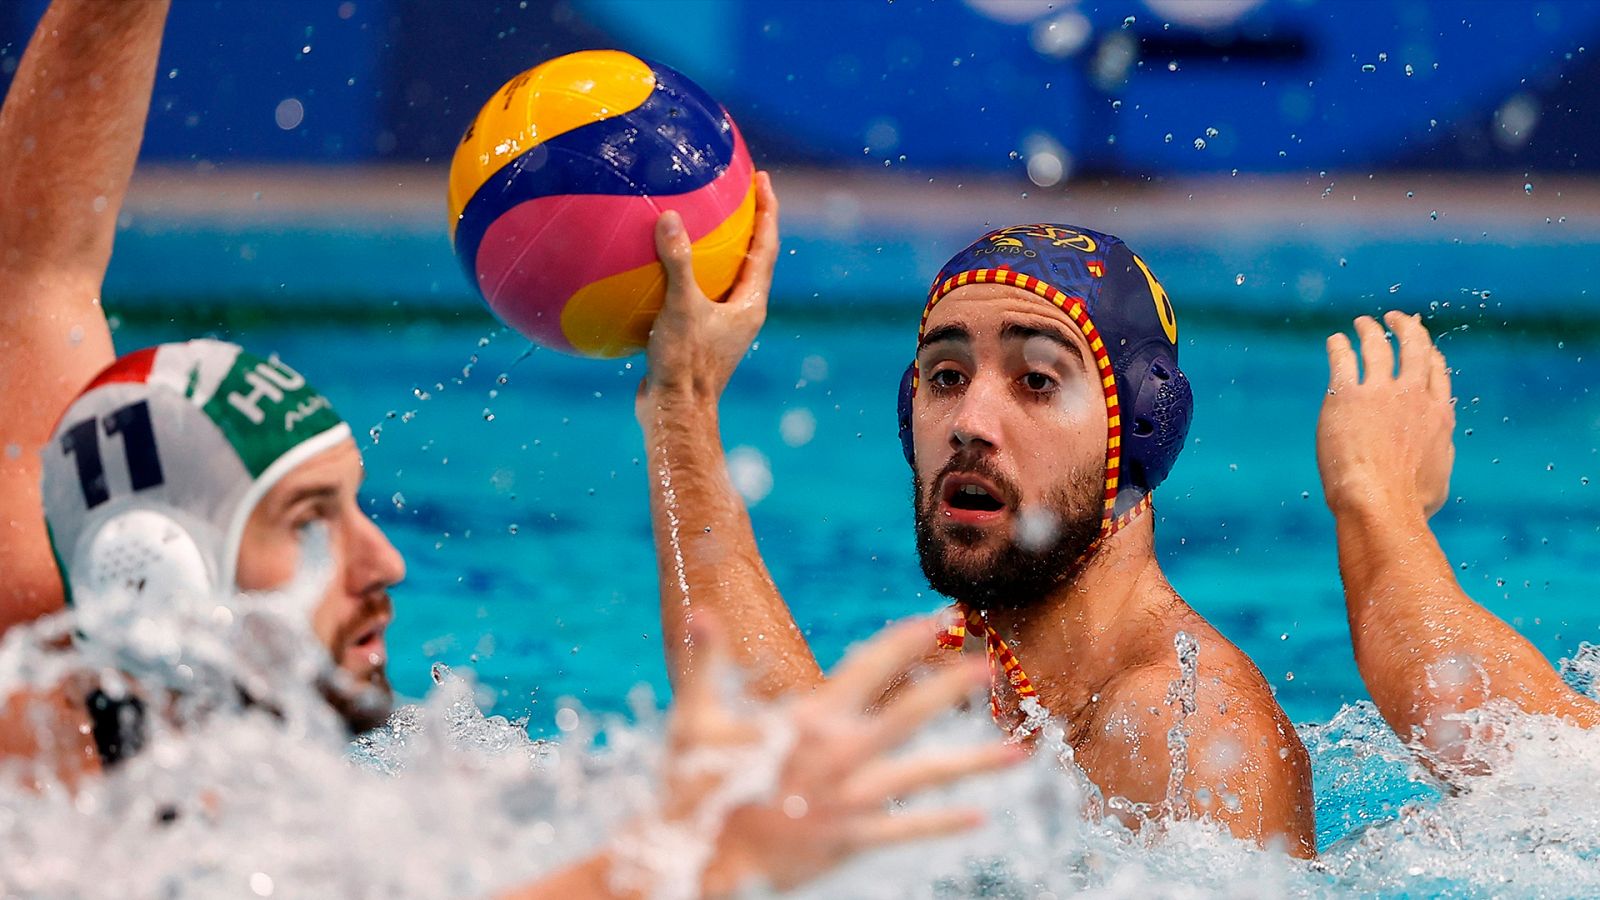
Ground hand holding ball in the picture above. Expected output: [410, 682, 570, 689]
[449, 50, 755, 358]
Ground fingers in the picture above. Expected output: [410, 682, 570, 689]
[1387, 311, 1431, 385]
[857, 658, 988, 759]
[822, 617, 940, 712]
[728, 171, 780, 307]
[1326, 333, 1358, 393]
[845, 807, 984, 851]
[841, 741, 1022, 807]
[1353, 316, 1393, 383]
[654, 209, 701, 311]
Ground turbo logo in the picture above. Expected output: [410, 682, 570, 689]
[988, 224, 1098, 253]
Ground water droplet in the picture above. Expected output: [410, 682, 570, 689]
[1234, 273, 1245, 286]
[391, 492, 406, 510]
[1338, 257, 1348, 267]
[1430, 210, 1438, 220]
[1193, 138, 1207, 150]
[482, 408, 495, 422]
[1164, 133, 1174, 143]
[274, 98, 305, 130]
[1389, 283, 1402, 293]
[1525, 182, 1534, 194]
[1361, 64, 1376, 73]
[1122, 15, 1136, 27]
[1205, 127, 1219, 138]
[1378, 52, 1388, 62]
[1167, 61, 1179, 72]
[1405, 64, 1415, 76]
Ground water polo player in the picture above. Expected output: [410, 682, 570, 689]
[0, 5, 1021, 894]
[636, 204, 1317, 855]
[1318, 312, 1600, 775]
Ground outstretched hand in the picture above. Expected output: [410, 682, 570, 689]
[639, 616, 1016, 897]
[1317, 311, 1455, 520]
[638, 172, 780, 406]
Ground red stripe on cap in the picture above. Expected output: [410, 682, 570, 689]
[84, 347, 158, 391]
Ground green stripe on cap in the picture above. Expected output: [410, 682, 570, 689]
[200, 351, 344, 478]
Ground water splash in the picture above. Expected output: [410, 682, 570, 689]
[1163, 630, 1200, 818]
[6, 559, 1600, 896]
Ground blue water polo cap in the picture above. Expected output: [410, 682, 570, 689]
[898, 224, 1193, 531]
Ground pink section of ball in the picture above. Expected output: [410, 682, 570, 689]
[474, 130, 753, 353]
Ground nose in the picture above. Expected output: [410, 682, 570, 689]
[948, 371, 1005, 454]
[344, 508, 406, 594]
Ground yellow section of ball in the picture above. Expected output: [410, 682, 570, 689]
[447, 50, 657, 240]
[559, 182, 758, 358]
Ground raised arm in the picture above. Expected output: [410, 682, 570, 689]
[0, 0, 170, 633]
[1317, 312, 1600, 772]
[635, 173, 821, 698]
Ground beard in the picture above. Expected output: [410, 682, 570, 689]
[914, 454, 1103, 611]
[318, 667, 393, 735]
[318, 591, 396, 735]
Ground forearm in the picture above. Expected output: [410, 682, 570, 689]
[1334, 503, 1598, 747]
[0, 0, 168, 280]
[638, 389, 820, 699]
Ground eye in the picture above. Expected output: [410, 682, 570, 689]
[290, 501, 334, 533]
[1021, 372, 1057, 393]
[928, 368, 966, 391]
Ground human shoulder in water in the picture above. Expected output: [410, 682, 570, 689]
[635, 213, 1316, 854]
[1318, 310, 1600, 778]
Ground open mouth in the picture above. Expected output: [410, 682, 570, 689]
[939, 473, 1010, 523]
[345, 617, 390, 669]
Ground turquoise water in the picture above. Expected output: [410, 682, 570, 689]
[113, 311, 1600, 849]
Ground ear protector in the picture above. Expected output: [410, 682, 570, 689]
[897, 224, 1193, 529]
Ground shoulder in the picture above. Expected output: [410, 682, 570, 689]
[1076, 652, 1315, 855]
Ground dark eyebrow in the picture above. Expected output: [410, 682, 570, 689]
[918, 323, 972, 351]
[1001, 323, 1083, 361]
[277, 484, 340, 512]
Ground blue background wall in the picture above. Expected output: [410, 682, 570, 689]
[5, 0, 1600, 175]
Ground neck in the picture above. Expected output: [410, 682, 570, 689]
[975, 512, 1169, 717]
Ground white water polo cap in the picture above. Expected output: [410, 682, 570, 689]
[42, 340, 351, 629]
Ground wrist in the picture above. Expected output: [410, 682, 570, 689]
[1324, 481, 1428, 527]
[636, 381, 720, 427]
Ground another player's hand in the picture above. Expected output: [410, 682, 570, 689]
[639, 171, 779, 406]
[1317, 311, 1455, 520]
[645, 616, 1016, 897]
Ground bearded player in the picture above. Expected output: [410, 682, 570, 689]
[637, 209, 1317, 856]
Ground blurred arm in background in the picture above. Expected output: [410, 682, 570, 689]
[0, 0, 169, 634]
[634, 173, 824, 699]
[1317, 311, 1600, 776]
[503, 618, 1012, 899]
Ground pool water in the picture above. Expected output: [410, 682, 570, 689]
[111, 311, 1600, 855]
